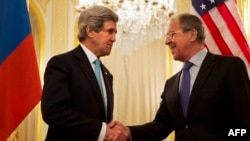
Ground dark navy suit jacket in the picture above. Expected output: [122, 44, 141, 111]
[129, 52, 250, 141]
[41, 45, 114, 141]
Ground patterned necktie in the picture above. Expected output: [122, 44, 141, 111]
[180, 61, 193, 118]
[94, 59, 104, 97]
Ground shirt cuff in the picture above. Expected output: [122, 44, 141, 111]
[97, 122, 106, 141]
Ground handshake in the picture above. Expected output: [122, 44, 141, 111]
[105, 121, 131, 141]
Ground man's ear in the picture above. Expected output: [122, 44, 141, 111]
[86, 26, 94, 38]
[189, 29, 198, 42]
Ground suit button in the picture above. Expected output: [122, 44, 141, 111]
[185, 126, 189, 129]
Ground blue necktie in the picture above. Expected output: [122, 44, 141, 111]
[94, 59, 104, 97]
[94, 59, 107, 118]
[180, 61, 193, 118]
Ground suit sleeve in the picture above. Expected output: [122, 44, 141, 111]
[227, 57, 250, 129]
[129, 82, 174, 141]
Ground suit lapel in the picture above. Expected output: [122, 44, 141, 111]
[187, 53, 216, 118]
[166, 72, 186, 121]
[101, 65, 114, 122]
[72, 46, 107, 119]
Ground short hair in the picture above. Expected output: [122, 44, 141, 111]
[77, 5, 119, 42]
[174, 13, 205, 43]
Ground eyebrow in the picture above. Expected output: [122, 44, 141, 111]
[103, 28, 117, 34]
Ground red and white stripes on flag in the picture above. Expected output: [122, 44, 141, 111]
[191, 0, 250, 77]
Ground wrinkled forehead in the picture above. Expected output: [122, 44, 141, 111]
[103, 20, 117, 28]
[167, 19, 180, 32]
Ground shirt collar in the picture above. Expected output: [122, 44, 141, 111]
[189, 48, 208, 67]
[79, 43, 97, 64]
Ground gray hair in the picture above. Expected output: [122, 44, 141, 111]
[174, 13, 205, 43]
[77, 5, 119, 42]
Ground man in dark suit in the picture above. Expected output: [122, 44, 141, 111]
[41, 5, 126, 141]
[111, 13, 250, 141]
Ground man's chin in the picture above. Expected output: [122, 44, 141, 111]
[100, 52, 111, 57]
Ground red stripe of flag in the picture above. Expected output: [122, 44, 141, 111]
[202, 13, 233, 55]
[0, 34, 41, 141]
[217, 3, 250, 63]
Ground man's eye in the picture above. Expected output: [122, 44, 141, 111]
[108, 29, 116, 34]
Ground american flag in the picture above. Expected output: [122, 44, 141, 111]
[191, 0, 250, 77]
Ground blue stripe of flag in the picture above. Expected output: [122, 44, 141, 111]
[0, 0, 31, 64]
[192, 0, 226, 16]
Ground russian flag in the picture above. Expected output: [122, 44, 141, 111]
[0, 0, 41, 140]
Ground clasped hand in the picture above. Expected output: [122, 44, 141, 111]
[105, 120, 131, 141]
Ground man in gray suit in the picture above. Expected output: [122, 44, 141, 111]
[41, 5, 126, 141]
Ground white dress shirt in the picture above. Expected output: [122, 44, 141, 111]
[179, 48, 208, 95]
[80, 43, 107, 141]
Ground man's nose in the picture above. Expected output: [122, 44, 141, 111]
[111, 33, 116, 42]
[165, 37, 171, 45]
